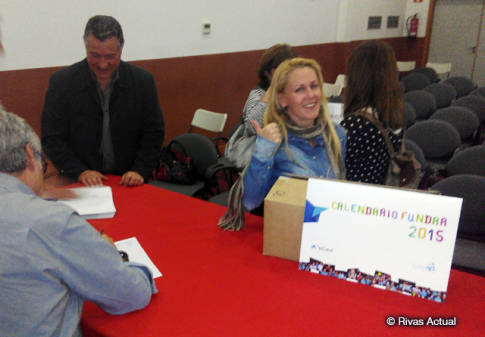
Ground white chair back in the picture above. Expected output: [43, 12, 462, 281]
[397, 61, 416, 72]
[426, 62, 452, 78]
[323, 83, 343, 98]
[335, 74, 346, 87]
[190, 109, 227, 134]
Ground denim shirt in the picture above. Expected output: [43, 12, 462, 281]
[242, 124, 347, 211]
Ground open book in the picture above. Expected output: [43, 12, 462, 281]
[58, 186, 116, 219]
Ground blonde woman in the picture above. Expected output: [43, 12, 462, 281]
[242, 58, 346, 211]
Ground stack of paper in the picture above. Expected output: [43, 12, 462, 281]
[115, 237, 163, 278]
[58, 186, 116, 219]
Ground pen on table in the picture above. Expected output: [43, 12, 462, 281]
[100, 230, 105, 235]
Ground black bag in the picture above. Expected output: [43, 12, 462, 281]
[153, 140, 197, 185]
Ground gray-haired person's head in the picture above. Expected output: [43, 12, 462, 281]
[0, 108, 41, 173]
[83, 15, 124, 48]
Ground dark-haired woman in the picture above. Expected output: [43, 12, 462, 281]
[340, 40, 405, 184]
[242, 44, 298, 135]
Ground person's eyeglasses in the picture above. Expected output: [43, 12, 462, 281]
[34, 150, 48, 174]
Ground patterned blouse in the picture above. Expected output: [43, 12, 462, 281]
[340, 114, 403, 185]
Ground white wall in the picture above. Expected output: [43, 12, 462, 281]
[0, 0, 424, 71]
[342, 1, 408, 41]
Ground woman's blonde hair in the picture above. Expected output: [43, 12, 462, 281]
[263, 57, 342, 165]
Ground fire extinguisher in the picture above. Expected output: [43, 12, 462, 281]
[406, 14, 419, 39]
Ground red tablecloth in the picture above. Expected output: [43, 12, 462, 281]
[81, 175, 485, 336]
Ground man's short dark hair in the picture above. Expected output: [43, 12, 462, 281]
[83, 15, 124, 48]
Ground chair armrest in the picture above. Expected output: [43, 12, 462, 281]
[211, 136, 229, 144]
[203, 161, 242, 198]
[211, 136, 229, 157]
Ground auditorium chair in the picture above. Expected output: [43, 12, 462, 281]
[443, 77, 477, 99]
[452, 95, 485, 124]
[412, 67, 438, 84]
[423, 83, 457, 109]
[404, 101, 416, 127]
[405, 120, 461, 171]
[431, 175, 485, 275]
[443, 146, 485, 177]
[400, 73, 431, 93]
[430, 106, 480, 142]
[403, 90, 437, 120]
[470, 86, 485, 99]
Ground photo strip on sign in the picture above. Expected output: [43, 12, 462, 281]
[299, 178, 462, 303]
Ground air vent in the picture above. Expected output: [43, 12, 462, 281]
[387, 16, 399, 29]
[367, 16, 382, 30]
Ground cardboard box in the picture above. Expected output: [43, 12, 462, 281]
[263, 176, 308, 261]
[263, 176, 438, 262]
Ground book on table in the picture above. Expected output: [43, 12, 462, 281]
[58, 186, 116, 219]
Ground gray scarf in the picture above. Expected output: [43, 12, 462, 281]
[284, 118, 345, 180]
[218, 118, 345, 231]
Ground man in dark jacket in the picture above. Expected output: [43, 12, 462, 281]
[41, 15, 165, 186]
